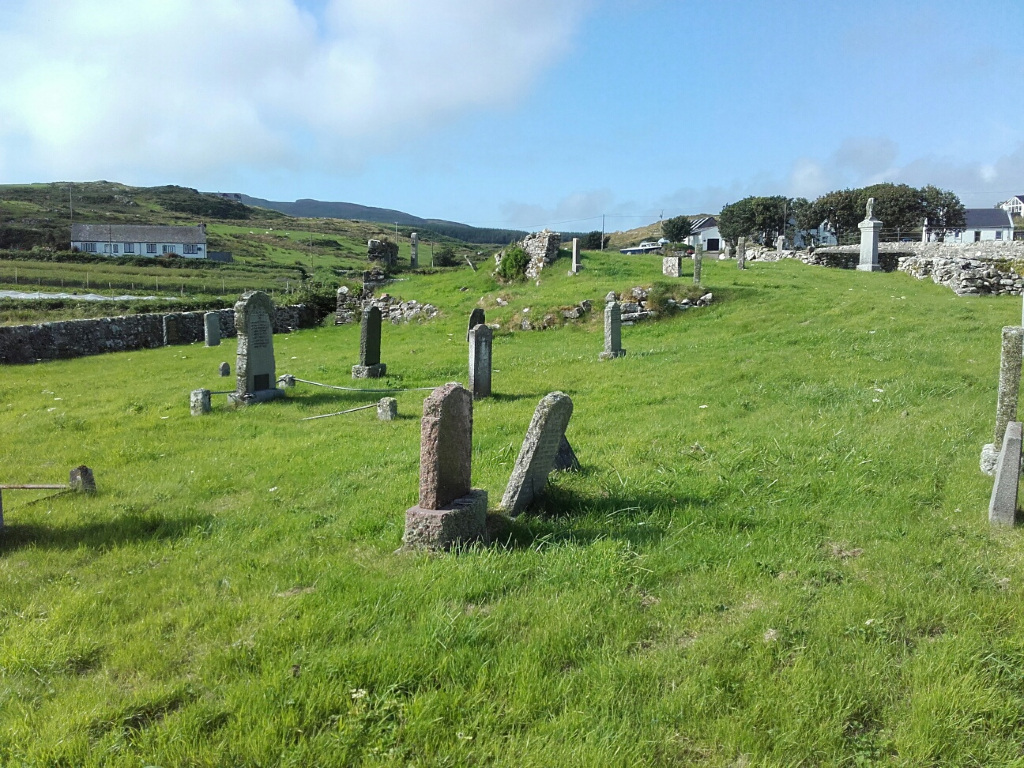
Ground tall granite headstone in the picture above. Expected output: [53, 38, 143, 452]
[403, 383, 487, 550]
[204, 311, 221, 347]
[467, 308, 485, 341]
[571, 238, 581, 274]
[410, 232, 419, 268]
[599, 301, 626, 360]
[737, 236, 747, 270]
[693, 243, 703, 285]
[989, 420, 1022, 526]
[468, 323, 492, 399]
[857, 197, 882, 272]
[231, 291, 284, 404]
[352, 305, 386, 379]
[163, 315, 180, 346]
[983, 326, 1024, 474]
[501, 392, 574, 516]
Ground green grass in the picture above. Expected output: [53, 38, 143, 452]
[1, 253, 1022, 765]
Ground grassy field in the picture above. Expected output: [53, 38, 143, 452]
[1, 252, 1022, 765]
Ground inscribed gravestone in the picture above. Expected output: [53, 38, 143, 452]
[501, 392, 574, 516]
[163, 315, 180, 346]
[352, 305, 386, 379]
[219, 361, 230, 377]
[599, 301, 625, 360]
[467, 308, 485, 340]
[989, 420, 1022, 526]
[469, 323, 492, 399]
[204, 312, 221, 347]
[233, 291, 282, 403]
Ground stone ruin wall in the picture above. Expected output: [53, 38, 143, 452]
[0, 304, 313, 365]
[522, 230, 562, 279]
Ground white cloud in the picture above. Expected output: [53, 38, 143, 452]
[0, 0, 588, 182]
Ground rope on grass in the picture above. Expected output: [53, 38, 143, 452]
[283, 376, 438, 393]
[301, 403, 377, 421]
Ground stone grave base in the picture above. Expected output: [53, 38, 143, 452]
[981, 443, 999, 476]
[228, 388, 286, 406]
[856, 264, 881, 272]
[403, 489, 487, 550]
[599, 349, 626, 360]
[352, 363, 387, 379]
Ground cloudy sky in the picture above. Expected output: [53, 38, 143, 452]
[0, 0, 1021, 230]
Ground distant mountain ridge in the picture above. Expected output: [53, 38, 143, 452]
[235, 194, 527, 245]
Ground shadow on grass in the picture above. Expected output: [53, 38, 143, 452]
[488, 391, 548, 404]
[0, 511, 213, 553]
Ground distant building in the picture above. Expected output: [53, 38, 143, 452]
[943, 209, 1014, 244]
[686, 216, 722, 251]
[71, 223, 209, 258]
[998, 196, 1024, 218]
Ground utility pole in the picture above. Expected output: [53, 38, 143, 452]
[601, 214, 605, 250]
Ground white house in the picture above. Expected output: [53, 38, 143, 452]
[998, 196, 1024, 218]
[71, 223, 209, 258]
[943, 209, 1014, 244]
[686, 216, 722, 251]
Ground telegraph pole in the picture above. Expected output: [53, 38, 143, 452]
[601, 214, 605, 250]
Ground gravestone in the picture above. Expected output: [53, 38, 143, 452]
[377, 397, 398, 421]
[571, 238, 581, 274]
[410, 232, 419, 268]
[190, 388, 212, 416]
[599, 301, 626, 360]
[219, 361, 230, 377]
[231, 291, 284, 404]
[468, 323, 492, 399]
[403, 383, 487, 550]
[553, 434, 581, 472]
[776, 235, 785, 253]
[501, 392, 574, 516]
[989, 420, 1022, 526]
[467, 308, 485, 340]
[693, 243, 703, 285]
[737, 236, 747, 270]
[163, 315, 180, 346]
[352, 305, 387, 379]
[857, 197, 882, 272]
[663, 255, 682, 277]
[204, 312, 221, 347]
[982, 326, 1024, 474]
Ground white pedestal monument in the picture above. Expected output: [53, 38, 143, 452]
[857, 198, 882, 272]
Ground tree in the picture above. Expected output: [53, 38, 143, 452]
[859, 183, 924, 233]
[662, 215, 693, 243]
[921, 185, 966, 239]
[434, 244, 458, 266]
[791, 197, 819, 246]
[581, 231, 609, 249]
[718, 198, 757, 244]
[813, 189, 861, 245]
[748, 196, 789, 243]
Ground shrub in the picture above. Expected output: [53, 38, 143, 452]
[434, 245, 459, 267]
[495, 245, 529, 282]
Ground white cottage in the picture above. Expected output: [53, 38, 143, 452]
[943, 209, 1014, 244]
[998, 196, 1024, 218]
[686, 216, 722, 251]
[71, 223, 209, 258]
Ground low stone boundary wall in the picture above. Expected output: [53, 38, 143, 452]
[0, 304, 312, 365]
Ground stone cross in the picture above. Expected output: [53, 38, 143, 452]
[693, 243, 703, 285]
[410, 232, 419, 268]
[204, 311, 221, 347]
[989, 421, 1022, 526]
[467, 308, 485, 341]
[737, 236, 747, 270]
[232, 291, 283, 404]
[468, 323, 492, 399]
[663, 254, 681, 277]
[599, 300, 625, 360]
[352, 305, 386, 378]
[982, 326, 1024, 475]
[163, 314, 180, 346]
[501, 392, 574, 516]
[858, 201, 882, 272]
[403, 383, 487, 550]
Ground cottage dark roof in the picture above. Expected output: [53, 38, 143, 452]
[964, 209, 1013, 229]
[691, 215, 717, 231]
[71, 224, 207, 244]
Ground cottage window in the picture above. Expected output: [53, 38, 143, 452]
[112, 244, 119, 254]
[82, 242, 97, 253]
[996, 231, 1003, 240]
[124, 243, 134, 254]
[103, 243, 111, 253]
[147, 243, 157, 254]
[162, 245, 175, 254]
[183, 244, 198, 254]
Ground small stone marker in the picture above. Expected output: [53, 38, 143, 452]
[190, 388, 212, 416]
[468, 323, 492, 399]
[204, 312, 221, 347]
[553, 434, 581, 472]
[989, 421, 1022, 525]
[737, 236, 747, 270]
[857, 197, 882, 272]
[69, 465, 96, 492]
[219, 361, 230, 377]
[352, 305, 387, 379]
[663, 254, 682, 278]
[163, 314, 180, 346]
[982, 326, 1024, 474]
[410, 232, 419, 268]
[693, 243, 703, 284]
[403, 383, 487, 550]
[600, 301, 626, 360]
[501, 392, 574, 516]
[377, 397, 398, 421]
[231, 291, 284, 404]
[467, 308, 485, 340]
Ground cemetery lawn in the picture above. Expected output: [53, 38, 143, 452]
[2, 253, 1023, 766]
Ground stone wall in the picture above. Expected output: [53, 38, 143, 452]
[335, 286, 439, 325]
[0, 303, 313, 365]
[522, 230, 562, 279]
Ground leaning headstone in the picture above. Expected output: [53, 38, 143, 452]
[219, 361, 230, 377]
[693, 243, 703, 285]
[501, 392, 574, 516]
[467, 308, 485, 340]
[190, 388, 212, 416]
[204, 312, 221, 347]
[163, 314, 180, 346]
[377, 397, 398, 421]
[857, 197, 882, 272]
[599, 301, 626, 360]
[737, 237, 747, 270]
[410, 232, 419, 268]
[983, 326, 1024, 474]
[469, 323, 492, 399]
[69, 465, 96, 492]
[663, 254, 682, 277]
[231, 291, 284, 404]
[553, 434, 581, 472]
[403, 383, 487, 550]
[989, 421, 1022, 525]
[352, 305, 386, 379]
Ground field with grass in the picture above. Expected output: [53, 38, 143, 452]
[2, 252, 1023, 765]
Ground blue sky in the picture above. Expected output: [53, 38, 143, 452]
[1, 0, 1021, 231]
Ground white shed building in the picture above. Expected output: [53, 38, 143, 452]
[686, 216, 722, 252]
[71, 223, 209, 258]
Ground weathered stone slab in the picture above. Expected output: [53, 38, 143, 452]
[693, 243, 703, 284]
[501, 392, 574, 516]
[378, 397, 398, 421]
[190, 388, 211, 415]
[232, 291, 283, 404]
[418, 383, 473, 510]
[410, 232, 419, 268]
[468, 308, 485, 340]
[989, 421, 1022, 525]
[469, 324, 492, 399]
[599, 301, 625, 360]
[353, 305, 386, 379]
[163, 315, 180, 345]
[553, 434, 580, 472]
[403, 489, 487, 550]
[663, 255, 682, 277]
[204, 312, 221, 347]
[995, 326, 1024, 450]
[571, 238, 581, 274]
[737, 236, 747, 270]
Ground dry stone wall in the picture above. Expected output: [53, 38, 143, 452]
[0, 304, 312, 365]
[335, 286, 439, 325]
